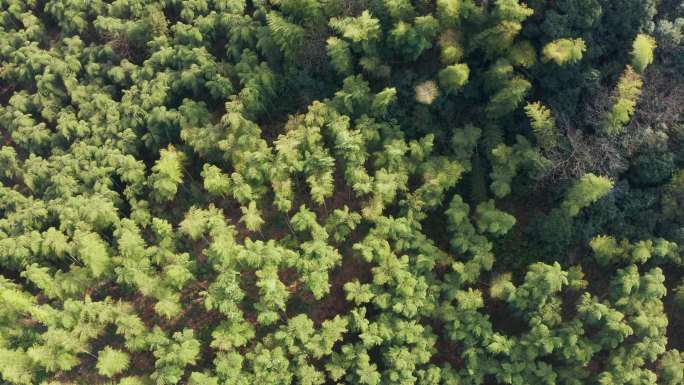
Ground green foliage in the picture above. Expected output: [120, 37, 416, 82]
[603, 66, 643, 136]
[436, 0, 461, 25]
[524, 102, 557, 150]
[562, 173, 614, 217]
[486, 77, 532, 117]
[658, 350, 684, 385]
[240, 201, 264, 232]
[589, 235, 623, 265]
[325, 206, 361, 242]
[437, 29, 464, 65]
[630, 34, 657, 73]
[495, 0, 534, 22]
[189, 372, 219, 385]
[628, 152, 675, 187]
[149, 328, 201, 385]
[489, 136, 547, 198]
[97, 347, 130, 378]
[675, 281, 684, 311]
[0, 146, 20, 179]
[389, 16, 440, 61]
[267, 12, 305, 61]
[0, 349, 34, 385]
[542, 38, 586, 65]
[508, 40, 537, 68]
[329, 11, 381, 44]
[327, 37, 353, 76]
[151, 145, 185, 202]
[590, 236, 678, 265]
[344, 280, 374, 304]
[475, 200, 516, 236]
[74, 230, 111, 278]
[202, 164, 231, 197]
[663, 170, 684, 223]
[438, 64, 470, 94]
[0, 2, 681, 385]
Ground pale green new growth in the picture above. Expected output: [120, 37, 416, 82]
[0, 146, 19, 178]
[438, 63, 470, 93]
[590, 236, 677, 265]
[201, 163, 231, 196]
[494, 0, 534, 22]
[524, 101, 557, 150]
[438, 29, 464, 64]
[658, 350, 684, 385]
[562, 173, 614, 217]
[0, 2, 681, 385]
[327, 37, 352, 75]
[603, 66, 643, 136]
[589, 235, 622, 265]
[542, 38, 586, 65]
[118, 377, 148, 385]
[489, 273, 514, 300]
[240, 201, 265, 232]
[267, 12, 305, 60]
[508, 40, 537, 68]
[436, 0, 461, 25]
[486, 76, 531, 117]
[0, 350, 33, 385]
[475, 200, 516, 236]
[329, 11, 380, 43]
[631, 34, 656, 73]
[97, 347, 130, 378]
[150, 145, 185, 202]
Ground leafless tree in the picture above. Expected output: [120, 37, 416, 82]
[537, 66, 684, 185]
[630, 68, 684, 134]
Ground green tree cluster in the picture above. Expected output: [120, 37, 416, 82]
[0, 0, 682, 384]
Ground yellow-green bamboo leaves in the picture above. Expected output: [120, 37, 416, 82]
[542, 38, 586, 65]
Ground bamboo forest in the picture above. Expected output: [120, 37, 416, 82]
[1, 0, 684, 384]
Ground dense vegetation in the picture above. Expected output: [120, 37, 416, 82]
[1, 0, 684, 384]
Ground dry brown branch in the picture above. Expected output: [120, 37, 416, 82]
[538, 114, 628, 183]
[539, 66, 684, 184]
[106, 31, 133, 60]
[630, 68, 684, 132]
